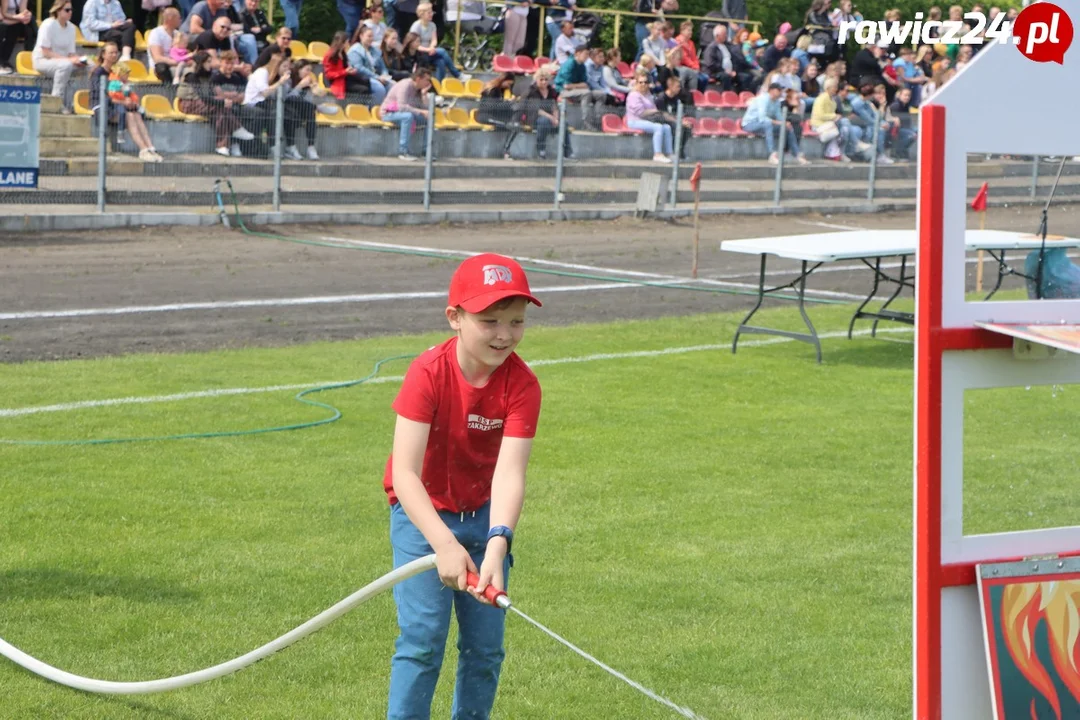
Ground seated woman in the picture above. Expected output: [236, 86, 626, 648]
[601, 47, 631, 101]
[282, 59, 323, 160]
[519, 68, 572, 161]
[409, 1, 462, 81]
[476, 72, 519, 160]
[31, 0, 86, 113]
[243, 52, 299, 157]
[625, 72, 672, 164]
[347, 23, 394, 104]
[89, 42, 161, 162]
[323, 30, 370, 101]
[0, 0, 38, 75]
[381, 28, 411, 81]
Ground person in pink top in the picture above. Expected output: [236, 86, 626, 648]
[625, 73, 673, 163]
[383, 252, 543, 720]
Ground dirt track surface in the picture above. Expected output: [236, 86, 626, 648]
[2, 205, 1077, 364]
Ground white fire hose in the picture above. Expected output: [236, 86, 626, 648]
[0, 553, 437, 695]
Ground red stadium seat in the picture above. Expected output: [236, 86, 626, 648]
[696, 117, 721, 136]
[601, 114, 624, 133]
[738, 91, 755, 107]
[617, 61, 632, 77]
[803, 119, 818, 137]
[691, 89, 706, 106]
[702, 90, 724, 108]
[493, 54, 516, 73]
[720, 90, 740, 108]
[717, 117, 738, 136]
[514, 55, 537, 73]
[622, 116, 643, 134]
[732, 118, 752, 137]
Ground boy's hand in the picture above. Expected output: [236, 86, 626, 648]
[469, 541, 506, 605]
[435, 539, 476, 591]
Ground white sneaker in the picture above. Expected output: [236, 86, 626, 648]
[398, 153, 417, 161]
[120, 49, 131, 61]
[138, 148, 156, 162]
[284, 145, 303, 161]
[0, 66, 12, 76]
[460, 73, 473, 82]
[796, 155, 811, 165]
[653, 154, 672, 163]
[840, 155, 852, 163]
[307, 146, 319, 160]
[877, 154, 894, 164]
[232, 127, 255, 141]
[215, 146, 230, 156]
[230, 143, 242, 157]
[768, 152, 779, 165]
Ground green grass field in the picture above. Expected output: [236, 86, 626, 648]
[1, 300, 1074, 719]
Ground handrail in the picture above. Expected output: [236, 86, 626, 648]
[449, 0, 760, 64]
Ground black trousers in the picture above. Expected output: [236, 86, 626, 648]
[101, 22, 137, 52]
[0, 21, 38, 68]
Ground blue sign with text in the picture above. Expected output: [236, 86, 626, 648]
[0, 83, 41, 189]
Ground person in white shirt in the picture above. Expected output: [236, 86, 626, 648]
[552, 20, 576, 65]
[0, 0, 38, 75]
[148, 7, 182, 82]
[79, 0, 136, 60]
[32, 0, 85, 112]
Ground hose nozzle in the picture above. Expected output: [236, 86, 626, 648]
[466, 572, 511, 609]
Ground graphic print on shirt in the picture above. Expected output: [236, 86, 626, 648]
[467, 414, 504, 432]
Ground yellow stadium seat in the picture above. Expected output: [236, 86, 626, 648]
[140, 93, 180, 120]
[74, 89, 93, 115]
[433, 108, 454, 129]
[370, 105, 396, 128]
[469, 108, 494, 130]
[307, 41, 330, 61]
[464, 78, 483, 99]
[172, 96, 206, 122]
[345, 103, 387, 127]
[317, 73, 329, 92]
[123, 58, 153, 84]
[135, 29, 147, 52]
[446, 106, 476, 129]
[15, 51, 38, 76]
[289, 40, 316, 61]
[439, 77, 466, 98]
[75, 26, 103, 48]
[430, 77, 442, 95]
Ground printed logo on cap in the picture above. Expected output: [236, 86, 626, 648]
[483, 265, 513, 286]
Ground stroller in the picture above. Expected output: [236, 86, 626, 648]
[448, 0, 508, 71]
[572, 12, 603, 48]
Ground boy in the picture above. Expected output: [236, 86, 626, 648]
[384, 252, 543, 720]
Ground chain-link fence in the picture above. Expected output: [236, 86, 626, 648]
[5, 70, 1080, 217]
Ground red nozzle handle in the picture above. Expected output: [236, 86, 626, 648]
[466, 572, 509, 607]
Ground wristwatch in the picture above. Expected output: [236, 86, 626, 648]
[487, 525, 514, 554]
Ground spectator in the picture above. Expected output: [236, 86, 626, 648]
[635, 53, 661, 94]
[382, 28, 412, 81]
[830, 0, 861, 26]
[601, 47, 631, 98]
[653, 74, 693, 159]
[742, 82, 804, 166]
[400, 30, 421, 72]
[348, 24, 394, 103]
[915, 43, 935, 80]
[810, 77, 850, 161]
[783, 87, 808, 162]
[323, 30, 368, 99]
[243, 52, 296, 155]
[545, 0, 575, 60]
[254, 26, 290, 69]
[923, 5, 942, 39]
[520, 68, 571, 160]
[89, 43, 161, 160]
[791, 33, 811, 74]
[801, 59, 820, 112]
[675, 21, 706, 90]
[182, 0, 257, 67]
[0, 0, 38, 76]
[660, 46, 697, 93]
[338, 0, 362, 39]
[282, 59, 322, 160]
[32, 0, 84, 113]
[834, 82, 871, 159]
[849, 39, 883, 87]
[625, 73, 673, 163]
[361, 2, 388, 47]
[239, 0, 271, 52]
[277, 0, 300, 37]
[891, 45, 926, 105]
[147, 6, 181, 82]
[640, 21, 667, 67]
[553, 45, 603, 131]
[804, 0, 831, 28]
[380, 67, 432, 161]
[552, 19, 576, 65]
[887, 85, 916, 159]
[193, 15, 252, 75]
[661, 21, 677, 50]
[502, 0, 528, 57]
[80, 0, 135, 60]
[633, 0, 661, 60]
[178, 50, 254, 156]
[410, 2, 463, 81]
[584, 47, 619, 105]
[882, 8, 903, 55]
[477, 72, 520, 160]
[760, 34, 789, 73]
[955, 44, 973, 70]
[703, 24, 754, 93]
[849, 83, 891, 164]
[720, 0, 746, 23]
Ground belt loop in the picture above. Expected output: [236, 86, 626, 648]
[460, 512, 464, 522]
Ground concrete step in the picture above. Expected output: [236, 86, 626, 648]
[40, 95, 63, 114]
[40, 137, 100, 157]
[40, 113, 92, 137]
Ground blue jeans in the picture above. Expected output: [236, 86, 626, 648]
[742, 118, 800, 156]
[426, 47, 460, 81]
[893, 127, 916, 159]
[545, 20, 560, 59]
[235, 33, 258, 66]
[634, 22, 649, 60]
[384, 110, 425, 154]
[535, 114, 571, 157]
[368, 78, 389, 104]
[383, 0, 397, 29]
[388, 502, 510, 720]
[628, 117, 672, 155]
[337, 0, 363, 38]
[838, 117, 862, 157]
[177, 0, 197, 18]
[279, 0, 303, 34]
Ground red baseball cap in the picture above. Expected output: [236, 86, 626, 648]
[448, 253, 542, 313]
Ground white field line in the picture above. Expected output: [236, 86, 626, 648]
[320, 236, 875, 302]
[0, 327, 914, 419]
[794, 219, 872, 232]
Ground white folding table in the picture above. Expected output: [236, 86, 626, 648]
[720, 230, 1080, 363]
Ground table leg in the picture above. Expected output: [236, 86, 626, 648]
[872, 255, 910, 337]
[848, 257, 883, 339]
[732, 254, 767, 356]
[733, 258, 823, 363]
[985, 249, 1008, 300]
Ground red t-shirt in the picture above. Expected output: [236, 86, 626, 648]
[383, 337, 542, 513]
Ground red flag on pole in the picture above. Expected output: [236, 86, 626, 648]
[971, 182, 988, 212]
